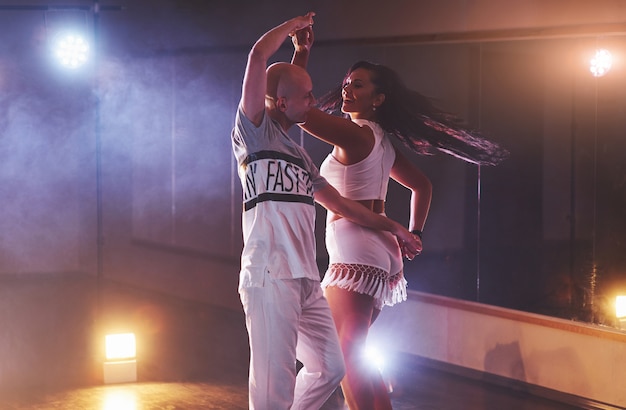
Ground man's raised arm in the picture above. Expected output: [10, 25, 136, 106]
[241, 12, 315, 126]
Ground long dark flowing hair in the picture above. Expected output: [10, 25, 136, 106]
[317, 61, 508, 166]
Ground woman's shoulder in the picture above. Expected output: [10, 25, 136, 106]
[352, 118, 375, 127]
[351, 118, 384, 139]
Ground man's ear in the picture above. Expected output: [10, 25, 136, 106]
[276, 96, 288, 112]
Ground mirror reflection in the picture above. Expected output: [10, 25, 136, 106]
[335, 36, 626, 327]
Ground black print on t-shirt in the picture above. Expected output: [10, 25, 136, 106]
[242, 150, 314, 211]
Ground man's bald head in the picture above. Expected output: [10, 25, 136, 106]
[266, 62, 312, 100]
[265, 62, 315, 127]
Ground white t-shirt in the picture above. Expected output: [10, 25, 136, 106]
[231, 106, 329, 289]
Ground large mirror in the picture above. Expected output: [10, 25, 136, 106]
[303, 34, 626, 327]
[114, 31, 626, 327]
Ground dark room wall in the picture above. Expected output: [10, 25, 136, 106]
[1, 0, 626, 389]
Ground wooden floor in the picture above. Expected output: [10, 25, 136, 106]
[0, 277, 587, 409]
[2, 363, 584, 410]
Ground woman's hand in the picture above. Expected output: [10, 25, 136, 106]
[291, 24, 314, 53]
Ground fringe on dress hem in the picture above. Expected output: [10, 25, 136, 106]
[321, 265, 407, 310]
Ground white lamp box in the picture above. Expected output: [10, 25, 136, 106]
[103, 359, 137, 384]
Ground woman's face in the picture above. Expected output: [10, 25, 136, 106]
[341, 68, 384, 119]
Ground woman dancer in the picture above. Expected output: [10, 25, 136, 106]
[292, 27, 507, 410]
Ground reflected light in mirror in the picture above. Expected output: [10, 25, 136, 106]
[616, 296, 626, 318]
[589, 48, 612, 77]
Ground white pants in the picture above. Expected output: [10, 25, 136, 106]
[240, 275, 345, 410]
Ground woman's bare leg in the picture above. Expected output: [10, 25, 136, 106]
[368, 308, 393, 410]
[324, 286, 392, 410]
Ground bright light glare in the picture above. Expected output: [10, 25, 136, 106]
[589, 49, 612, 77]
[103, 389, 137, 410]
[54, 34, 89, 69]
[616, 296, 626, 318]
[364, 346, 386, 372]
[105, 333, 136, 360]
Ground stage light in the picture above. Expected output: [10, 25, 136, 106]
[364, 344, 394, 393]
[53, 33, 90, 69]
[364, 345, 386, 372]
[106, 333, 136, 360]
[103, 333, 137, 384]
[589, 48, 612, 77]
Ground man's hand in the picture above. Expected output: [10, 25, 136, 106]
[396, 230, 422, 260]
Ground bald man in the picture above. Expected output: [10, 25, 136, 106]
[231, 13, 419, 410]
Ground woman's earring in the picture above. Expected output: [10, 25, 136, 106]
[372, 105, 377, 111]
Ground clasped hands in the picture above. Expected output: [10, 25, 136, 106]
[290, 12, 314, 52]
[398, 232, 422, 261]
